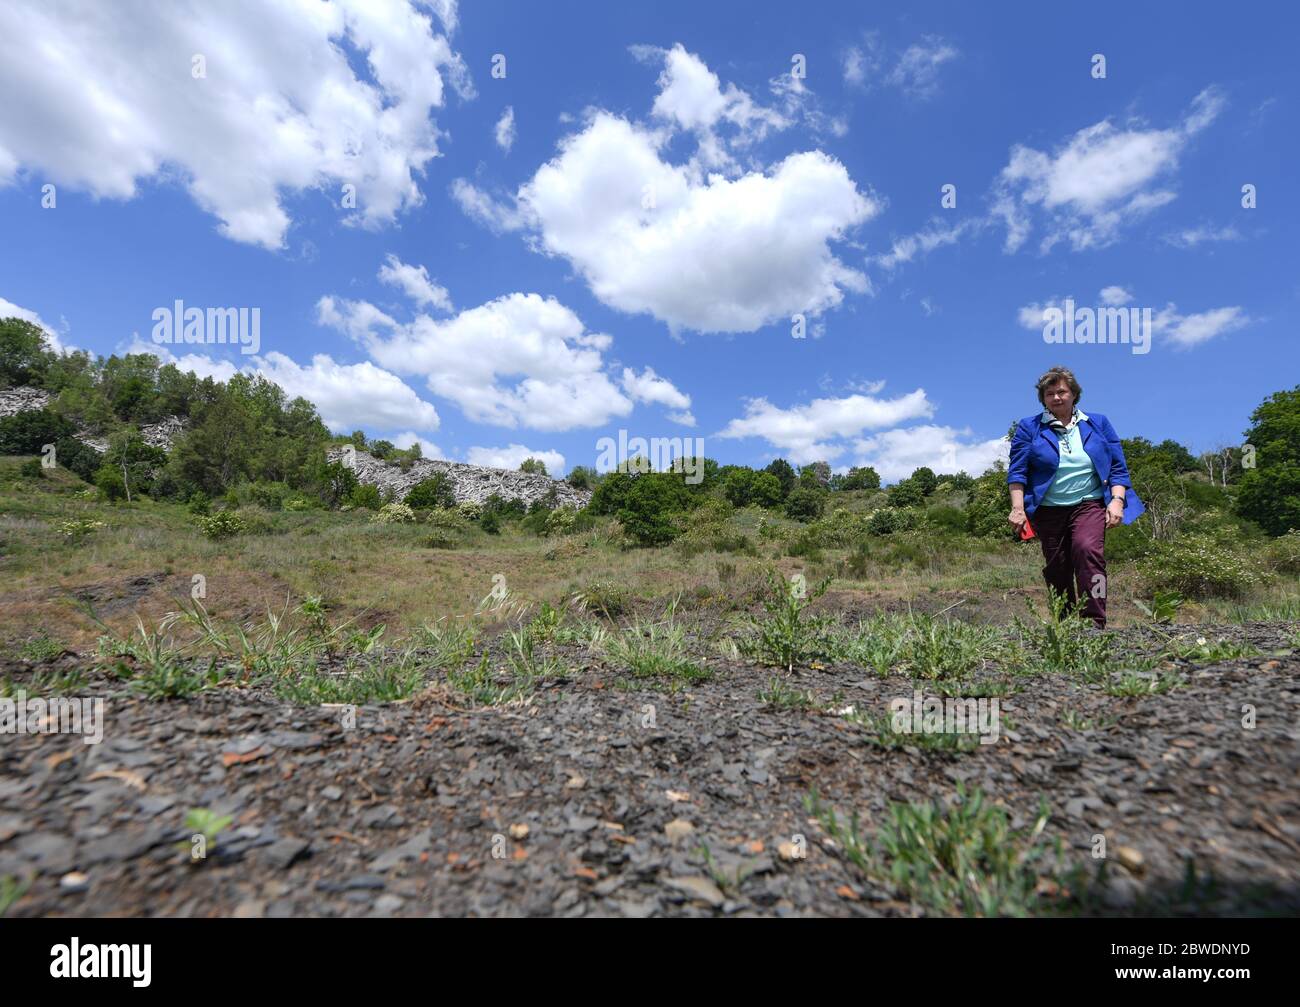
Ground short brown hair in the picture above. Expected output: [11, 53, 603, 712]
[1036, 366, 1082, 405]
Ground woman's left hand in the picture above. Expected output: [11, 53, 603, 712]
[1105, 498, 1125, 529]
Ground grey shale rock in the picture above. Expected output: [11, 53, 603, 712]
[328, 447, 592, 509]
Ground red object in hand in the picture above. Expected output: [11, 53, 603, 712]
[1020, 518, 1036, 541]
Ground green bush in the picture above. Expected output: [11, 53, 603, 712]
[53, 436, 102, 483]
[867, 506, 918, 536]
[19, 458, 43, 479]
[196, 509, 245, 540]
[617, 474, 689, 546]
[841, 466, 881, 491]
[372, 502, 417, 524]
[94, 464, 127, 502]
[0, 409, 75, 455]
[545, 506, 578, 537]
[1264, 530, 1300, 575]
[966, 466, 1010, 538]
[924, 504, 966, 534]
[480, 511, 501, 535]
[888, 478, 925, 508]
[1236, 465, 1300, 537]
[723, 468, 783, 509]
[784, 486, 826, 522]
[404, 473, 456, 510]
[1141, 534, 1261, 599]
[187, 491, 211, 516]
[349, 483, 381, 510]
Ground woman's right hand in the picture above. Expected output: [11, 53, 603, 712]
[1008, 506, 1027, 534]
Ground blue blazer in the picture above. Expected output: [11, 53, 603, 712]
[1007, 411, 1145, 522]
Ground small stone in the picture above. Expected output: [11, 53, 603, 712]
[664, 819, 695, 843]
[263, 837, 310, 870]
[666, 876, 724, 908]
[59, 871, 90, 893]
[232, 899, 265, 918]
[777, 841, 804, 862]
[1115, 846, 1145, 875]
[320, 785, 343, 801]
[508, 823, 529, 840]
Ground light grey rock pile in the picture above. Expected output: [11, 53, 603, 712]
[328, 447, 592, 509]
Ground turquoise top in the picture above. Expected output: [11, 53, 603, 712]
[1041, 423, 1105, 506]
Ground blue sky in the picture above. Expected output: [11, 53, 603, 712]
[1, 0, 1295, 480]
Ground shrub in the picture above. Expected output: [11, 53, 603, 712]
[19, 458, 43, 479]
[456, 501, 482, 522]
[784, 486, 826, 522]
[764, 459, 797, 499]
[909, 466, 938, 497]
[1236, 465, 1300, 537]
[924, 504, 967, 534]
[616, 473, 691, 546]
[1265, 530, 1300, 575]
[404, 473, 456, 510]
[1141, 534, 1260, 599]
[0, 409, 74, 454]
[94, 464, 127, 501]
[566, 466, 596, 490]
[197, 509, 245, 540]
[54, 437, 102, 483]
[966, 466, 1010, 538]
[841, 466, 881, 491]
[723, 469, 784, 509]
[545, 506, 578, 537]
[480, 511, 501, 535]
[349, 483, 381, 510]
[187, 491, 211, 516]
[372, 502, 417, 525]
[867, 506, 918, 536]
[888, 478, 925, 508]
[675, 498, 755, 557]
[519, 457, 548, 476]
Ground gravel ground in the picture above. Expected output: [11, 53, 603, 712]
[2, 620, 1298, 917]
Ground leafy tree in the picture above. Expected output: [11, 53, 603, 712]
[784, 486, 826, 522]
[405, 473, 456, 510]
[567, 465, 597, 490]
[617, 474, 690, 546]
[723, 468, 783, 509]
[104, 431, 167, 500]
[889, 478, 925, 508]
[94, 464, 127, 502]
[909, 466, 938, 497]
[841, 465, 881, 491]
[369, 439, 395, 460]
[799, 461, 831, 488]
[0, 317, 55, 388]
[0, 409, 74, 454]
[519, 457, 548, 476]
[1235, 384, 1300, 535]
[764, 458, 797, 499]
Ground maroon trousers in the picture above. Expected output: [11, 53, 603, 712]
[1031, 498, 1107, 627]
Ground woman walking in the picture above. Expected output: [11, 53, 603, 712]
[1007, 367, 1144, 628]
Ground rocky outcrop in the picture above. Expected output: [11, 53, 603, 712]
[328, 447, 592, 509]
[0, 386, 52, 418]
[0, 386, 185, 453]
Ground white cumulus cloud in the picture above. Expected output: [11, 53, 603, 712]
[0, 0, 471, 249]
[466, 444, 565, 474]
[717, 390, 933, 464]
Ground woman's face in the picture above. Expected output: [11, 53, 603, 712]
[1043, 380, 1075, 415]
